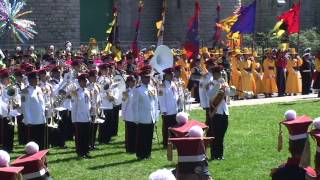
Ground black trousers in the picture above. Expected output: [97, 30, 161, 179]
[27, 124, 46, 150]
[276, 67, 286, 96]
[89, 116, 98, 149]
[0, 118, 14, 152]
[301, 72, 312, 95]
[136, 123, 154, 159]
[74, 122, 90, 156]
[98, 109, 113, 144]
[112, 105, 121, 136]
[60, 110, 74, 140]
[125, 121, 137, 153]
[162, 114, 177, 148]
[208, 113, 228, 159]
[17, 115, 27, 145]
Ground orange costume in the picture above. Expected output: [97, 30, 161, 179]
[252, 60, 264, 94]
[285, 56, 302, 94]
[239, 57, 256, 94]
[230, 55, 242, 90]
[176, 58, 191, 88]
[262, 58, 278, 94]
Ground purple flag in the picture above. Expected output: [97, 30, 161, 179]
[231, 0, 256, 33]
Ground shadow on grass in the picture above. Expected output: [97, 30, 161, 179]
[278, 102, 296, 106]
[49, 149, 75, 156]
[92, 151, 125, 158]
[88, 159, 140, 170]
[49, 156, 81, 164]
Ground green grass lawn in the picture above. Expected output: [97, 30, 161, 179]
[9, 100, 320, 180]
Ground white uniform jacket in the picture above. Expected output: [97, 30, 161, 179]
[21, 86, 46, 125]
[207, 79, 236, 116]
[199, 73, 213, 109]
[71, 88, 91, 123]
[121, 87, 135, 122]
[132, 84, 158, 124]
[158, 80, 178, 115]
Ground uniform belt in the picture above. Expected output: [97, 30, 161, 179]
[244, 68, 252, 72]
[293, 67, 299, 71]
[268, 67, 274, 70]
[302, 70, 311, 73]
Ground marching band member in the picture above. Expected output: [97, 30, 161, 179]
[0, 149, 24, 180]
[169, 126, 214, 180]
[158, 67, 179, 148]
[276, 50, 288, 97]
[122, 75, 137, 153]
[110, 61, 122, 137]
[199, 59, 214, 125]
[188, 57, 205, 103]
[13, 68, 27, 145]
[11, 142, 52, 179]
[262, 49, 278, 98]
[286, 49, 302, 95]
[98, 63, 115, 144]
[87, 69, 100, 150]
[173, 65, 185, 112]
[271, 110, 316, 179]
[132, 65, 158, 159]
[310, 118, 320, 179]
[300, 49, 313, 95]
[21, 71, 47, 150]
[0, 69, 19, 152]
[207, 65, 235, 160]
[71, 73, 91, 158]
[38, 68, 53, 149]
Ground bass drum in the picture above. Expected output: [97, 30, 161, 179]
[112, 74, 127, 106]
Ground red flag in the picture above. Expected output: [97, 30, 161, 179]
[277, 0, 301, 34]
[183, 1, 201, 59]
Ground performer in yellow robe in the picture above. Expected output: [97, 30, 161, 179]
[239, 50, 256, 97]
[262, 53, 278, 97]
[252, 52, 264, 95]
[175, 56, 191, 88]
[230, 50, 242, 91]
[312, 51, 320, 97]
[285, 48, 302, 95]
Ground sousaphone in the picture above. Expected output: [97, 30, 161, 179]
[150, 45, 174, 75]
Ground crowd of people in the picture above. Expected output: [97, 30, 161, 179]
[0, 41, 319, 179]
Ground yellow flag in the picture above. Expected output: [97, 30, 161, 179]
[156, 20, 163, 30]
[216, 15, 239, 33]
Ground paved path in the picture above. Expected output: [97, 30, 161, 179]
[190, 94, 319, 110]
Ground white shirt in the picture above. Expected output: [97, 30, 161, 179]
[132, 84, 158, 124]
[158, 80, 178, 115]
[21, 86, 46, 125]
[71, 88, 91, 123]
[121, 87, 135, 122]
[39, 81, 53, 118]
[207, 79, 235, 116]
[199, 73, 213, 108]
[99, 76, 114, 110]
[0, 85, 21, 118]
[87, 82, 100, 115]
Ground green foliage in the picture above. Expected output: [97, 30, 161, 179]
[242, 28, 320, 53]
[9, 100, 320, 179]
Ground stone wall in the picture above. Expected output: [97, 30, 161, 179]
[0, 0, 319, 49]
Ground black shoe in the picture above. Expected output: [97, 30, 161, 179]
[84, 154, 92, 159]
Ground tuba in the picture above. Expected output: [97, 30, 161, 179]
[150, 45, 174, 75]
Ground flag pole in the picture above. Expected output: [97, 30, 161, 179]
[297, 0, 301, 52]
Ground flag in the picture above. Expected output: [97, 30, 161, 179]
[272, 20, 287, 38]
[212, 2, 221, 48]
[216, 15, 239, 33]
[231, 0, 256, 34]
[104, 5, 120, 56]
[183, 1, 201, 59]
[156, 0, 167, 46]
[131, 1, 144, 58]
[277, 0, 301, 34]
